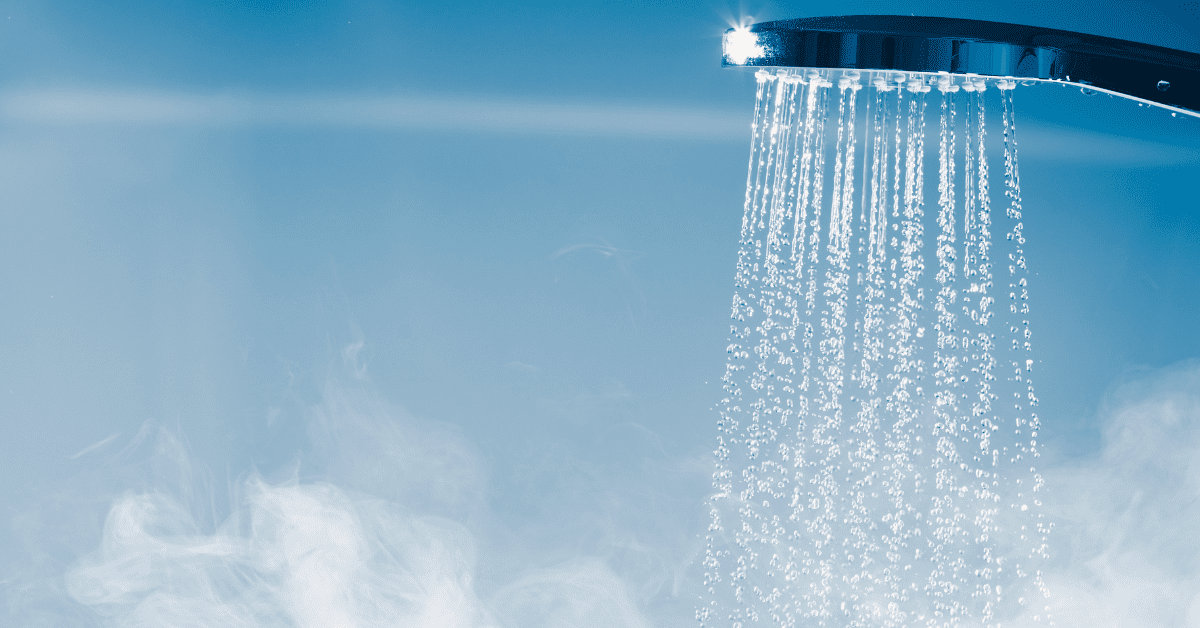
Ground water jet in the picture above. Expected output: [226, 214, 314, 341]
[697, 14, 1198, 627]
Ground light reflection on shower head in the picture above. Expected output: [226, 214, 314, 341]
[723, 26, 764, 66]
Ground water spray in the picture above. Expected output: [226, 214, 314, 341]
[695, 14, 1193, 627]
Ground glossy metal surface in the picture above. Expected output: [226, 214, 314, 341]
[722, 15, 1200, 117]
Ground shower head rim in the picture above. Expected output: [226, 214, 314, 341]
[723, 14, 1200, 118]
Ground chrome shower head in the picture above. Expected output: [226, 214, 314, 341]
[722, 15, 1200, 118]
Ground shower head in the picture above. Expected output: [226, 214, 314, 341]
[722, 15, 1200, 118]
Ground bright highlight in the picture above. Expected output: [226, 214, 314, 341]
[724, 27, 765, 65]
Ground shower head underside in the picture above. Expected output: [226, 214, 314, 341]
[722, 15, 1200, 118]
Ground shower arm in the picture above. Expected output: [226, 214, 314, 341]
[722, 15, 1200, 118]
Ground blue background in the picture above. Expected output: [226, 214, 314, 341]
[2, 0, 1199, 625]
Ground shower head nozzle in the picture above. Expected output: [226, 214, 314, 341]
[723, 15, 1200, 118]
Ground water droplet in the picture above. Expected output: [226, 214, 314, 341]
[1158, 80, 1171, 91]
[710, 71, 1045, 620]
[1080, 87, 1097, 96]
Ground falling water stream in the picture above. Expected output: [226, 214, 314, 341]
[702, 70, 1051, 627]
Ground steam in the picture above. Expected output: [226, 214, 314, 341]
[66, 475, 489, 627]
[1037, 360, 1200, 626]
[5, 341, 656, 627]
[8, 345, 1200, 626]
[492, 560, 651, 628]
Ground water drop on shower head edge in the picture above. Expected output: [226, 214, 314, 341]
[722, 15, 1200, 118]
